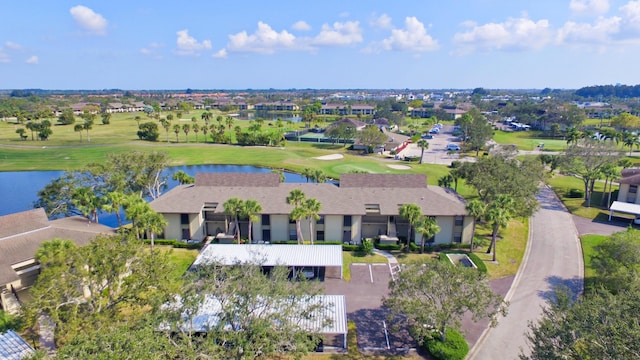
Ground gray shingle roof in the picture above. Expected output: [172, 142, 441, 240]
[0, 210, 115, 286]
[150, 173, 467, 217]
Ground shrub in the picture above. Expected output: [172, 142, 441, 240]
[359, 238, 374, 255]
[408, 242, 419, 252]
[143, 239, 202, 250]
[467, 253, 487, 273]
[424, 329, 469, 360]
[567, 188, 584, 198]
[342, 244, 359, 251]
[438, 252, 449, 262]
[375, 243, 402, 251]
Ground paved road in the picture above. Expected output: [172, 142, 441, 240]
[468, 186, 584, 359]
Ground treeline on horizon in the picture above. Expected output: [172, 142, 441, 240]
[3, 84, 640, 99]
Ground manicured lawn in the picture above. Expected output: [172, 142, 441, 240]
[342, 252, 387, 281]
[581, 234, 607, 290]
[492, 129, 567, 151]
[546, 174, 610, 220]
[472, 218, 529, 279]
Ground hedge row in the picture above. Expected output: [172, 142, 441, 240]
[144, 239, 203, 250]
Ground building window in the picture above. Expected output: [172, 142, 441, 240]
[630, 185, 638, 194]
[180, 214, 189, 225]
[289, 217, 296, 224]
[454, 216, 463, 226]
[343, 215, 352, 227]
[261, 214, 270, 226]
[317, 215, 325, 225]
[317, 230, 325, 241]
[453, 232, 462, 243]
[289, 229, 297, 241]
[262, 229, 271, 242]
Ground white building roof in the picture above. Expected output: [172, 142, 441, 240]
[609, 201, 640, 216]
[0, 330, 35, 360]
[193, 244, 344, 268]
[166, 294, 347, 335]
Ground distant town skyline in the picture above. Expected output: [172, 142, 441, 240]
[1, 0, 640, 90]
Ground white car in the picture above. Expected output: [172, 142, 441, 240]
[446, 143, 460, 151]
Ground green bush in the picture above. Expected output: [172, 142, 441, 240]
[375, 243, 402, 251]
[438, 252, 449, 262]
[424, 329, 469, 360]
[360, 238, 374, 255]
[143, 239, 202, 250]
[408, 242, 419, 252]
[342, 244, 359, 251]
[567, 188, 584, 198]
[467, 253, 487, 273]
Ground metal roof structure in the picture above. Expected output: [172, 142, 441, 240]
[169, 294, 347, 336]
[609, 201, 640, 220]
[193, 244, 343, 269]
[0, 330, 35, 360]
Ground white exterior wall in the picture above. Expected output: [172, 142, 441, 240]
[325, 215, 343, 241]
[270, 215, 290, 241]
[461, 216, 474, 244]
[253, 216, 263, 242]
[434, 216, 454, 244]
[190, 213, 204, 241]
[351, 216, 362, 243]
[163, 214, 182, 240]
[618, 184, 629, 202]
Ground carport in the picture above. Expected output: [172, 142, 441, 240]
[192, 244, 344, 279]
[608, 201, 640, 221]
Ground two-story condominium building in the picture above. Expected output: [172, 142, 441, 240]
[149, 173, 473, 246]
[254, 101, 299, 111]
[319, 104, 375, 116]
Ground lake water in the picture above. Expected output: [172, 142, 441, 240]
[0, 165, 306, 227]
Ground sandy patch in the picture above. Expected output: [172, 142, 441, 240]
[387, 164, 411, 170]
[315, 154, 344, 160]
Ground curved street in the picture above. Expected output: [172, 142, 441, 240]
[467, 186, 584, 359]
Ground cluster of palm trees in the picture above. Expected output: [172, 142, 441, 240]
[565, 126, 640, 155]
[465, 195, 516, 262]
[222, 198, 263, 243]
[286, 190, 322, 244]
[398, 204, 440, 253]
[301, 168, 328, 183]
[156, 112, 235, 144]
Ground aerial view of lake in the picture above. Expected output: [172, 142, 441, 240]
[0, 165, 306, 227]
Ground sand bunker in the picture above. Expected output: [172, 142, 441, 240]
[315, 154, 344, 160]
[387, 164, 411, 170]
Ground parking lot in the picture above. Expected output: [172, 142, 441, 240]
[399, 124, 475, 166]
[324, 263, 415, 352]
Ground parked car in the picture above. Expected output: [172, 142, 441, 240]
[421, 134, 433, 139]
[429, 128, 440, 134]
[446, 143, 460, 151]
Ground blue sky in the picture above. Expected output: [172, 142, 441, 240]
[1, 0, 640, 90]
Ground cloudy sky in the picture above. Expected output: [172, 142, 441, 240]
[1, 0, 639, 90]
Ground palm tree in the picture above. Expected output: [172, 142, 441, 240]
[417, 139, 429, 164]
[416, 216, 440, 253]
[102, 191, 126, 227]
[138, 210, 167, 250]
[223, 198, 244, 241]
[599, 163, 618, 208]
[83, 119, 93, 142]
[398, 203, 422, 250]
[72, 186, 102, 223]
[312, 169, 327, 183]
[173, 124, 181, 142]
[201, 111, 212, 124]
[302, 198, 321, 245]
[465, 199, 486, 252]
[287, 189, 306, 244]
[485, 195, 516, 262]
[565, 127, 581, 146]
[182, 123, 191, 142]
[302, 168, 313, 183]
[622, 131, 639, 155]
[242, 199, 262, 243]
[201, 124, 209, 143]
[35, 238, 76, 266]
[74, 124, 84, 142]
[172, 170, 194, 185]
[193, 123, 200, 143]
[160, 119, 171, 143]
[225, 116, 234, 131]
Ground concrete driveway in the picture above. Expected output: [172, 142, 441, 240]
[468, 186, 584, 359]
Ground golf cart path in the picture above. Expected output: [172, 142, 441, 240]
[468, 186, 584, 359]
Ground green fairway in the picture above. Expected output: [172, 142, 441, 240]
[492, 129, 567, 151]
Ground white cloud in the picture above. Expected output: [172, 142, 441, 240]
[453, 17, 552, 54]
[225, 22, 297, 54]
[175, 29, 212, 56]
[292, 20, 311, 31]
[5, 41, 22, 50]
[371, 14, 392, 29]
[570, 0, 610, 16]
[140, 42, 163, 59]
[25, 55, 38, 64]
[213, 48, 228, 58]
[69, 5, 108, 35]
[379, 17, 438, 52]
[312, 21, 363, 46]
[557, 16, 621, 44]
[620, 0, 640, 32]
[0, 50, 9, 63]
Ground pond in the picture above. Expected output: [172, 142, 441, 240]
[0, 165, 306, 227]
